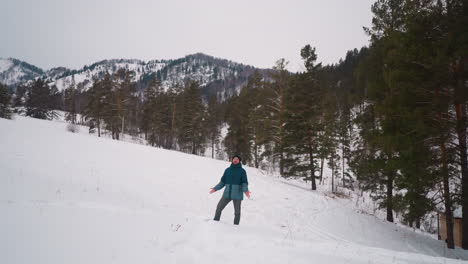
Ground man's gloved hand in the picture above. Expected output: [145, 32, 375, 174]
[245, 191, 251, 198]
[209, 188, 216, 194]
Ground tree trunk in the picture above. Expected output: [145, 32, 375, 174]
[309, 142, 317, 190]
[97, 119, 101, 137]
[386, 171, 394, 222]
[455, 103, 468, 249]
[342, 145, 345, 188]
[320, 157, 324, 184]
[454, 55, 468, 249]
[211, 137, 215, 159]
[279, 150, 284, 177]
[279, 88, 285, 177]
[331, 158, 335, 193]
[254, 140, 259, 168]
[441, 141, 455, 249]
[170, 102, 176, 150]
[121, 116, 124, 140]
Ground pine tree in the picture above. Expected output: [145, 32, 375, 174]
[163, 85, 183, 149]
[0, 82, 12, 119]
[268, 59, 290, 175]
[223, 71, 271, 166]
[110, 69, 137, 140]
[350, 0, 416, 224]
[317, 71, 341, 190]
[351, 1, 467, 242]
[84, 75, 111, 137]
[141, 77, 163, 145]
[205, 94, 222, 158]
[13, 84, 27, 112]
[435, 0, 468, 248]
[224, 93, 252, 164]
[282, 45, 323, 190]
[333, 49, 366, 189]
[64, 82, 78, 124]
[244, 71, 271, 168]
[382, 0, 466, 247]
[141, 77, 177, 149]
[25, 79, 58, 120]
[176, 81, 206, 154]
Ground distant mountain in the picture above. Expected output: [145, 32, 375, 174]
[0, 58, 44, 86]
[0, 53, 271, 99]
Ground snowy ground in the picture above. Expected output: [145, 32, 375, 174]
[1, 116, 468, 264]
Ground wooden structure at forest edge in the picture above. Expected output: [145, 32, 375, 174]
[438, 212, 463, 247]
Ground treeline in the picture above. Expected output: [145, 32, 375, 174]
[6, 68, 225, 157]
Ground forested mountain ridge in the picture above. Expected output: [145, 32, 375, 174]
[0, 53, 270, 99]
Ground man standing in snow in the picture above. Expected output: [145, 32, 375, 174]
[209, 154, 251, 225]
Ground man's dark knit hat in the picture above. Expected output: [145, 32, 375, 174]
[232, 154, 242, 161]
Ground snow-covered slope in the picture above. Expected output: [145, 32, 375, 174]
[1, 116, 467, 264]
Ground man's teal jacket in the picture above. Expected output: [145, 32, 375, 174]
[214, 162, 249, 200]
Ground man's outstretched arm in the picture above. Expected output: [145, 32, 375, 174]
[241, 170, 251, 198]
[210, 170, 227, 193]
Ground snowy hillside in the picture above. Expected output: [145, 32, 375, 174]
[0, 54, 267, 99]
[0, 58, 44, 86]
[1, 116, 468, 264]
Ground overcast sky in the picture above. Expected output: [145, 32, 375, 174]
[1, 0, 375, 72]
